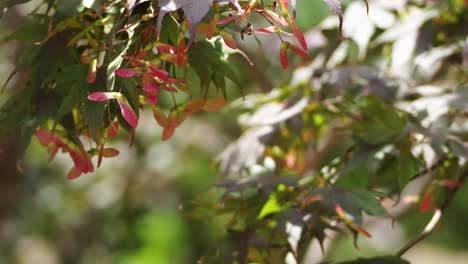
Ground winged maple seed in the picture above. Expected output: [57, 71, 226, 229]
[88, 92, 139, 128]
[35, 129, 94, 179]
[154, 0, 309, 68]
[71, 0, 355, 179]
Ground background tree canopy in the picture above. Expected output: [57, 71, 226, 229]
[0, 0, 467, 263]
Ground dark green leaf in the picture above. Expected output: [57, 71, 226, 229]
[353, 96, 407, 145]
[336, 166, 369, 189]
[188, 37, 242, 91]
[375, 151, 421, 189]
[349, 190, 387, 216]
[56, 82, 87, 122]
[81, 68, 107, 138]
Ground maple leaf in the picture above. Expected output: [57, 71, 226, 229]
[157, 0, 242, 47]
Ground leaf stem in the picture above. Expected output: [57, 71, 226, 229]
[258, 12, 284, 42]
[171, 92, 177, 107]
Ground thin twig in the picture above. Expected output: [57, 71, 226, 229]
[397, 163, 468, 256]
[409, 158, 445, 181]
[396, 209, 441, 256]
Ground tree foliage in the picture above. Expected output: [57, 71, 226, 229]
[0, 0, 467, 263]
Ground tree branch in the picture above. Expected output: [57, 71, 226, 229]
[396, 162, 468, 257]
[409, 158, 445, 181]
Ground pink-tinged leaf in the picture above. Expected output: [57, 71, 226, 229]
[162, 53, 178, 64]
[143, 80, 160, 93]
[149, 66, 169, 78]
[142, 72, 155, 85]
[161, 85, 178, 92]
[291, 21, 307, 50]
[439, 180, 461, 188]
[121, 55, 139, 60]
[130, 50, 148, 67]
[279, 0, 288, 9]
[184, 98, 206, 113]
[280, 42, 289, 69]
[254, 26, 278, 34]
[168, 78, 187, 84]
[152, 106, 168, 127]
[51, 136, 67, 149]
[162, 117, 177, 141]
[263, 9, 288, 26]
[102, 148, 120, 158]
[162, 126, 176, 141]
[173, 83, 192, 95]
[281, 31, 294, 37]
[36, 130, 66, 150]
[36, 129, 94, 176]
[115, 68, 139, 78]
[242, 0, 257, 18]
[177, 37, 187, 68]
[86, 59, 97, 84]
[107, 121, 119, 137]
[142, 26, 155, 41]
[117, 101, 139, 128]
[146, 92, 159, 105]
[88, 92, 118, 101]
[441, 179, 463, 188]
[156, 43, 177, 54]
[35, 129, 54, 145]
[149, 66, 170, 82]
[335, 205, 372, 238]
[335, 205, 345, 215]
[69, 149, 92, 174]
[419, 191, 434, 213]
[67, 166, 82, 180]
[217, 14, 240, 25]
[352, 224, 372, 238]
[121, 54, 145, 67]
[175, 111, 190, 126]
[289, 44, 309, 58]
[202, 98, 226, 112]
[220, 30, 238, 49]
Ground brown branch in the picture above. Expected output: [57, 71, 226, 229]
[409, 158, 445, 181]
[396, 162, 468, 257]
